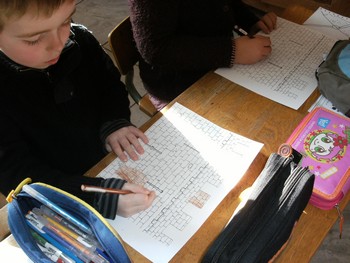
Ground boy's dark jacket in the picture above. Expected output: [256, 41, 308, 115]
[0, 24, 131, 206]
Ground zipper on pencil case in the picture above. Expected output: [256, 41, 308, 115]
[206, 156, 293, 263]
[310, 192, 345, 238]
[230, 164, 310, 262]
[309, 191, 344, 210]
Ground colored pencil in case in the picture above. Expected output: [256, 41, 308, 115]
[22, 185, 93, 235]
[33, 207, 97, 250]
[30, 229, 75, 263]
[38, 205, 98, 243]
[26, 213, 84, 263]
[27, 211, 108, 263]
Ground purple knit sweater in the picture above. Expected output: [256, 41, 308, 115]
[129, 0, 260, 101]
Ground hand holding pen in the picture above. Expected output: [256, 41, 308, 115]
[232, 12, 276, 65]
[82, 183, 156, 218]
[234, 35, 272, 64]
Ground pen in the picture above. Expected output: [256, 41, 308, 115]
[35, 206, 106, 255]
[34, 208, 110, 262]
[40, 211, 97, 250]
[22, 184, 93, 235]
[234, 25, 254, 38]
[31, 230, 75, 263]
[26, 213, 84, 263]
[27, 211, 107, 263]
[81, 184, 133, 195]
[37, 244, 66, 263]
[38, 205, 99, 244]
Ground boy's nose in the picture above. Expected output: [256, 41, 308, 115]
[47, 32, 66, 52]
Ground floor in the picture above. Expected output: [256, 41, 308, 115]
[73, 0, 350, 262]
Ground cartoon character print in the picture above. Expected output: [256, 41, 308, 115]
[304, 129, 348, 163]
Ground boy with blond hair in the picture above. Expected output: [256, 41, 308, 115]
[0, 0, 155, 219]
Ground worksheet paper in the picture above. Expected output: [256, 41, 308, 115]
[215, 17, 336, 110]
[303, 7, 350, 40]
[309, 95, 347, 117]
[99, 102, 263, 262]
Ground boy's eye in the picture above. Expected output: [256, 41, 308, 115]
[24, 39, 41, 46]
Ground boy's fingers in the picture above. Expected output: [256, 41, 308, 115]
[130, 126, 149, 144]
[110, 139, 129, 161]
[126, 134, 145, 155]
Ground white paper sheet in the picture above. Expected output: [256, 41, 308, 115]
[98, 103, 263, 262]
[303, 7, 350, 40]
[309, 95, 346, 117]
[215, 17, 336, 110]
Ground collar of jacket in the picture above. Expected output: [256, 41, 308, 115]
[0, 30, 77, 73]
[0, 30, 82, 104]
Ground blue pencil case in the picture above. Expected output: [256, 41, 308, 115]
[6, 178, 130, 263]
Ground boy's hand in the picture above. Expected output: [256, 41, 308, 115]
[105, 126, 149, 162]
[117, 183, 156, 217]
[234, 35, 272, 64]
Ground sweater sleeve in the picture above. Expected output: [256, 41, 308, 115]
[93, 178, 127, 219]
[129, 0, 259, 71]
[0, 111, 103, 204]
[0, 111, 128, 217]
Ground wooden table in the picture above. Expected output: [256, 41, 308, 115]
[117, 6, 348, 262]
[88, 5, 350, 262]
[2, 5, 349, 263]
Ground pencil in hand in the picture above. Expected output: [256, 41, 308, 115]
[81, 185, 133, 195]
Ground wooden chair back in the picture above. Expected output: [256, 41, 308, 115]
[108, 17, 157, 117]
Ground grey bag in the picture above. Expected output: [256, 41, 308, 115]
[316, 40, 350, 117]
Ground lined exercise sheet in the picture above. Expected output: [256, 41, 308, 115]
[309, 95, 346, 117]
[216, 17, 336, 110]
[99, 103, 263, 262]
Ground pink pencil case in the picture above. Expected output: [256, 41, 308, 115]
[287, 107, 350, 210]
